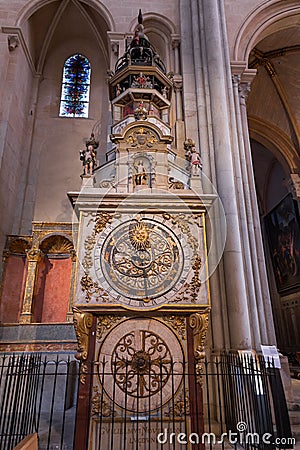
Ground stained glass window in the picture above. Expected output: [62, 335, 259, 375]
[59, 54, 91, 118]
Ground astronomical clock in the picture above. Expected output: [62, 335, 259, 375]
[70, 11, 213, 449]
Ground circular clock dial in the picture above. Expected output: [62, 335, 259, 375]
[97, 318, 184, 412]
[98, 218, 184, 301]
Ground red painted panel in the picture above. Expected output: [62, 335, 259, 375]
[40, 257, 72, 323]
[0, 255, 26, 323]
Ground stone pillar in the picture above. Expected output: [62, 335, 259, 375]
[19, 248, 42, 324]
[66, 250, 77, 322]
[231, 67, 276, 347]
[179, 0, 230, 351]
[107, 32, 124, 71]
[200, 0, 253, 349]
[171, 35, 181, 74]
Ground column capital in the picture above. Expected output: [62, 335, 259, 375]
[173, 74, 183, 91]
[285, 173, 300, 199]
[171, 34, 180, 49]
[25, 248, 42, 262]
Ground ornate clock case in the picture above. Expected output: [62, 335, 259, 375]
[69, 14, 215, 448]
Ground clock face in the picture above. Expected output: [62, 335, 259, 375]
[94, 218, 185, 304]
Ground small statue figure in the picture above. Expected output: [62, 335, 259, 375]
[116, 83, 122, 96]
[184, 138, 202, 176]
[80, 145, 96, 175]
[134, 160, 148, 186]
[80, 133, 99, 175]
[162, 86, 168, 98]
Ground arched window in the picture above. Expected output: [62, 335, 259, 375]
[59, 54, 91, 118]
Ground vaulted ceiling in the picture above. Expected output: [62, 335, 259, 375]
[25, 0, 110, 73]
[247, 18, 300, 213]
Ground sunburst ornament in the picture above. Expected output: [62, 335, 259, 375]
[129, 220, 151, 251]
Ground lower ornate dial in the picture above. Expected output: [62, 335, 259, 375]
[96, 318, 184, 412]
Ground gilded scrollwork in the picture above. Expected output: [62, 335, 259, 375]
[189, 311, 210, 385]
[80, 274, 110, 303]
[171, 255, 202, 303]
[126, 127, 158, 148]
[96, 315, 123, 342]
[162, 212, 199, 257]
[164, 389, 190, 417]
[94, 212, 113, 235]
[162, 316, 186, 340]
[73, 307, 93, 359]
[91, 386, 114, 417]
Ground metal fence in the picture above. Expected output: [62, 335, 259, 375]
[0, 352, 294, 450]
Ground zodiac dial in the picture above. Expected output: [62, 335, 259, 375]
[94, 218, 186, 305]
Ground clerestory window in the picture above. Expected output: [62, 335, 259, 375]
[59, 53, 91, 118]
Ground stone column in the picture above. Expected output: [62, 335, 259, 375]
[19, 248, 42, 324]
[107, 32, 124, 71]
[232, 68, 276, 346]
[171, 35, 181, 74]
[200, 0, 253, 349]
[66, 250, 77, 322]
[179, 0, 230, 351]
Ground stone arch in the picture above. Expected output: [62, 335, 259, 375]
[233, 0, 300, 62]
[129, 12, 177, 35]
[16, 0, 115, 71]
[39, 234, 74, 255]
[248, 116, 300, 174]
[34, 233, 74, 323]
[16, 0, 115, 31]
[129, 12, 177, 71]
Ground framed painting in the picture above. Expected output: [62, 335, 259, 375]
[264, 194, 300, 294]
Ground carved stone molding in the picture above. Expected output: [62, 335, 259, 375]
[189, 311, 210, 384]
[8, 35, 19, 51]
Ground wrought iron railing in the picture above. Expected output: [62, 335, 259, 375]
[0, 353, 294, 450]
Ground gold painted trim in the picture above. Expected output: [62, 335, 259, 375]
[189, 311, 210, 385]
[73, 307, 93, 384]
[202, 212, 211, 306]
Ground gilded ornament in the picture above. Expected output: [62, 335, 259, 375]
[189, 311, 210, 385]
[168, 177, 184, 190]
[171, 256, 202, 304]
[164, 390, 190, 417]
[96, 315, 123, 341]
[94, 212, 113, 235]
[129, 220, 150, 250]
[73, 307, 93, 361]
[91, 386, 114, 417]
[163, 315, 186, 340]
[80, 274, 110, 303]
[25, 248, 42, 262]
[126, 127, 158, 148]
[162, 212, 199, 255]
[40, 235, 74, 254]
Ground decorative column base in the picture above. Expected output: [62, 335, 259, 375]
[190, 175, 203, 193]
[81, 174, 95, 187]
[19, 313, 33, 324]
